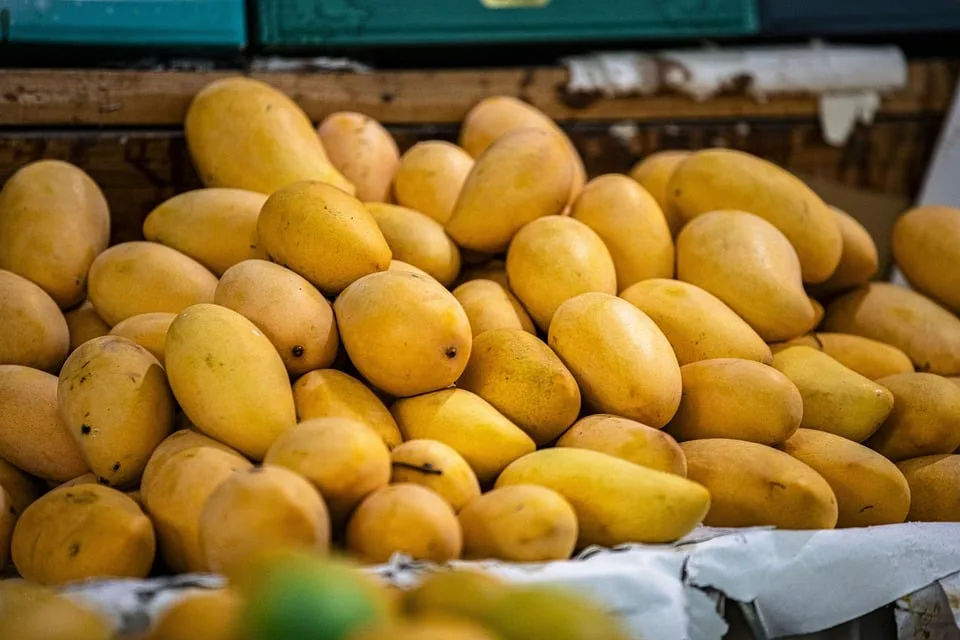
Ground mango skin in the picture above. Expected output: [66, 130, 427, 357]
[809, 207, 879, 297]
[393, 141, 475, 225]
[0, 269, 69, 372]
[620, 279, 772, 366]
[782, 429, 910, 528]
[87, 242, 218, 326]
[0, 585, 112, 640]
[0, 365, 88, 482]
[452, 279, 535, 336]
[681, 439, 838, 530]
[447, 129, 574, 253]
[58, 335, 175, 487]
[668, 148, 842, 283]
[140, 429, 244, 507]
[892, 205, 960, 312]
[780, 332, 914, 381]
[0, 487, 14, 568]
[185, 77, 353, 195]
[390, 439, 481, 512]
[548, 293, 681, 428]
[629, 151, 690, 236]
[366, 203, 461, 287]
[142, 188, 269, 276]
[12, 484, 156, 585]
[334, 270, 472, 398]
[0, 457, 44, 516]
[257, 180, 392, 295]
[108, 312, 176, 366]
[346, 484, 462, 563]
[65, 301, 111, 354]
[318, 111, 400, 202]
[557, 414, 686, 476]
[866, 373, 960, 461]
[897, 455, 960, 522]
[165, 304, 297, 460]
[496, 448, 710, 546]
[667, 359, 803, 445]
[146, 588, 243, 640]
[0, 160, 110, 308]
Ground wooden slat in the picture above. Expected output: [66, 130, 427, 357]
[0, 61, 955, 126]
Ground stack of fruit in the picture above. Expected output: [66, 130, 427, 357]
[2, 76, 960, 607]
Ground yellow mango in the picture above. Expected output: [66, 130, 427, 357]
[393, 141, 475, 225]
[458, 328, 580, 446]
[823, 282, 960, 375]
[142, 447, 252, 572]
[366, 203, 461, 286]
[809, 296, 824, 329]
[404, 570, 507, 620]
[667, 359, 802, 445]
[215, 260, 338, 376]
[293, 369, 402, 449]
[620, 279, 772, 365]
[772, 345, 893, 442]
[392, 388, 535, 484]
[681, 439, 838, 529]
[185, 77, 353, 195]
[676, 210, 815, 341]
[497, 448, 709, 546]
[629, 150, 690, 236]
[317, 112, 399, 202]
[388, 259, 432, 278]
[506, 216, 617, 330]
[809, 207, 879, 296]
[108, 312, 175, 366]
[570, 174, 674, 289]
[87, 242, 218, 326]
[64, 301, 110, 353]
[0, 365, 88, 481]
[668, 148, 841, 283]
[782, 429, 910, 527]
[0, 457, 43, 515]
[353, 619, 498, 640]
[557, 414, 686, 476]
[199, 466, 330, 574]
[346, 484, 462, 563]
[165, 304, 297, 460]
[142, 188, 269, 275]
[265, 417, 391, 523]
[452, 279, 535, 336]
[390, 439, 481, 512]
[146, 588, 242, 640]
[548, 293, 681, 428]
[257, 180, 391, 295]
[0, 160, 110, 308]
[0, 583, 111, 640]
[140, 429, 244, 508]
[334, 270, 472, 397]
[458, 485, 577, 562]
[897, 455, 960, 521]
[866, 372, 960, 461]
[893, 205, 960, 312]
[447, 129, 574, 252]
[790, 332, 914, 381]
[12, 484, 155, 585]
[0, 269, 69, 371]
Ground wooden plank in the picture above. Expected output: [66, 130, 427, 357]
[0, 61, 955, 127]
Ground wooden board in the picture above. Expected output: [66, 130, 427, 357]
[0, 61, 955, 126]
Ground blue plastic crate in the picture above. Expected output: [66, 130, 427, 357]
[760, 0, 960, 35]
[5, 0, 246, 47]
[257, 0, 758, 47]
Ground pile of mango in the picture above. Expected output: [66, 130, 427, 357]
[2, 75, 960, 598]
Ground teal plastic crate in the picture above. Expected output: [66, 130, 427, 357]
[5, 0, 246, 47]
[257, 0, 758, 47]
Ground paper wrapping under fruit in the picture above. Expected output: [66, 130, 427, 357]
[50, 523, 960, 640]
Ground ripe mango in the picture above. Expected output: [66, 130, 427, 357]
[392, 388, 535, 484]
[548, 293, 681, 428]
[808, 207, 878, 297]
[557, 414, 686, 475]
[87, 242, 217, 326]
[334, 270, 472, 397]
[620, 279, 772, 365]
[140, 429, 244, 507]
[497, 448, 709, 546]
[0, 269, 69, 371]
[629, 150, 690, 236]
[892, 205, 960, 312]
[0, 457, 43, 515]
[668, 148, 842, 283]
[458, 328, 580, 446]
[823, 282, 960, 375]
[459, 485, 578, 562]
[388, 259, 432, 278]
[477, 586, 631, 640]
[506, 216, 617, 330]
[866, 372, 960, 461]
[108, 312, 175, 366]
[258, 180, 391, 295]
[676, 210, 815, 342]
[781, 332, 914, 381]
[390, 439, 481, 512]
[896, 455, 960, 521]
[59, 336, 175, 486]
[393, 141, 475, 225]
[782, 429, 910, 527]
[681, 439, 838, 529]
[64, 301, 110, 354]
[452, 279, 535, 336]
[0, 160, 109, 308]
[165, 304, 297, 460]
[353, 619, 498, 640]
[668, 359, 802, 445]
[0, 583, 111, 640]
[346, 484, 462, 563]
[146, 588, 242, 640]
[366, 203, 461, 286]
[318, 111, 399, 202]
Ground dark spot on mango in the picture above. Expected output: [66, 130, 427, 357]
[65, 492, 97, 504]
[79, 373, 91, 384]
[97, 477, 110, 486]
[112, 462, 121, 472]
[68, 543, 81, 558]
[81, 424, 92, 435]
[392, 461, 443, 476]
[859, 505, 875, 513]
[292, 345, 305, 358]
[444, 347, 458, 359]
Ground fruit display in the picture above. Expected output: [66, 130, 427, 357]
[2, 73, 960, 636]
